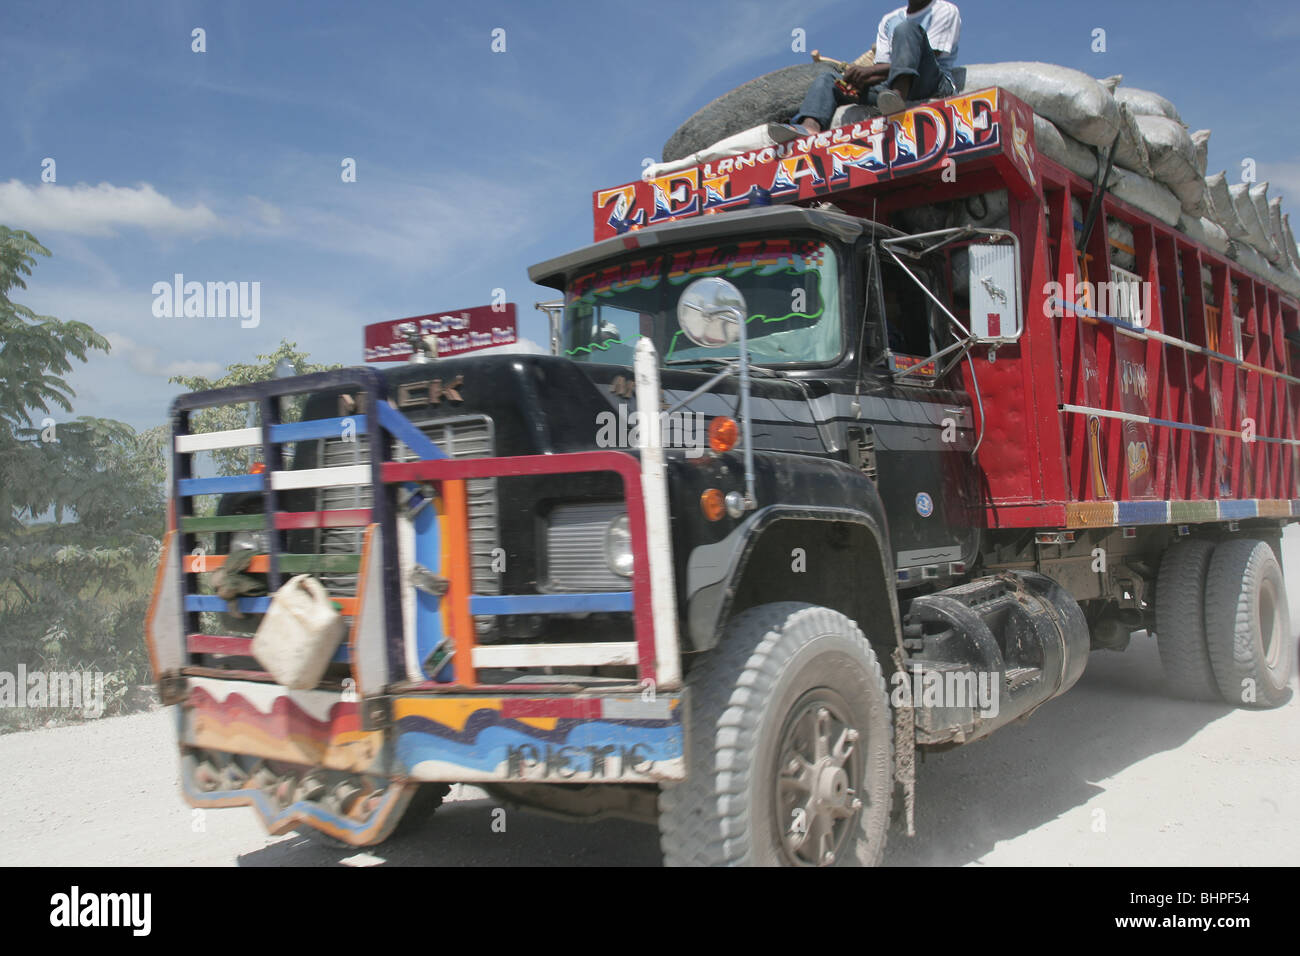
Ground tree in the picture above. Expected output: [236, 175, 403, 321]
[1, 227, 165, 722]
[169, 340, 340, 476]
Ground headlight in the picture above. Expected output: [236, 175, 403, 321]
[603, 514, 634, 578]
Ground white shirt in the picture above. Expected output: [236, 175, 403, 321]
[875, 0, 961, 81]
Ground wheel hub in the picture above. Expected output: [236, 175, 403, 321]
[777, 696, 864, 866]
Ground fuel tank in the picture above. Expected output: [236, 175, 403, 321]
[898, 572, 1090, 746]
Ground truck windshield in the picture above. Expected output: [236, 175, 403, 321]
[562, 237, 841, 366]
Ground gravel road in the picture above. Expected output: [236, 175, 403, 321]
[3, 537, 1298, 867]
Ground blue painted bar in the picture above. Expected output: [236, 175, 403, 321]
[177, 474, 265, 496]
[186, 595, 270, 613]
[376, 403, 448, 461]
[269, 415, 368, 443]
[1148, 415, 1207, 433]
[470, 592, 634, 615]
[1218, 499, 1258, 519]
[1116, 500, 1170, 525]
[412, 489, 448, 680]
[1051, 298, 1244, 367]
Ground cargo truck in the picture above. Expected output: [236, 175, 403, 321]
[148, 86, 1297, 866]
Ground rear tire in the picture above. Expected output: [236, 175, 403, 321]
[658, 603, 893, 867]
[1154, 538, 1219, 700]
[1204, 539, 1294, 708]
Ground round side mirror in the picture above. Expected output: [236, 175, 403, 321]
[677, 277, 747, 348]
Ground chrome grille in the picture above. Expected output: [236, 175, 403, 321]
[545, 501, 628, 591]
[316, 415, 500, 632]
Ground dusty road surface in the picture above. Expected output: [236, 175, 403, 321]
[3, 534, 1298, 867]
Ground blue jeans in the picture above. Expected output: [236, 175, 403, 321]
[793, 20, 955, 127]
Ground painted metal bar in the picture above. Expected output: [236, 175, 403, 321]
[471, 642, 640, 669]
[166, 366, 399, 691]
[376, 402, 448, 460]
[1052, 297, 1300, 386]
[273, 508, 373, 530]
[183, 553, 360, 573]
[469, 593, 634, 615]
[177, 474, 265, 496]
[442, 479, 478, 685]
[413, 482, 443, 679]
[1115, 500, 1170, 525]
[187, 633, 350, 662]
[382, 450, 642, 483]
[175, 426, 262, 453]
[170, 367, 386, 413]
[635, 337, 683, 690]
[180, 513, 266, 532]
[184, 595, 359, 616]
[267, 415, 368, 443]
[269, 464, 372, 490]
[186, 596, 271, 613]
[346, 524, 381, 696]
[382, 450, 656, 684]
[366, 390, 405, 690]
[1060, 403, 1300, 446]
[258, 395, 284, 593]
[1218, 499, 1258, 519]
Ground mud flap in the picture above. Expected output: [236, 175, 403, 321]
[891, 647, 917, 837]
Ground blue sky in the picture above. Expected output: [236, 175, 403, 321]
[4, 0, 1299, 430]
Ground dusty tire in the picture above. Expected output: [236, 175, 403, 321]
[662, 63, 837, 163]
[1155, 538, 1219, 700]
[658, 603, 893, 867]
[1204, 539, 1294, 708]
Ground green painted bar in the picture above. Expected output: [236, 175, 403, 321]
[1170, 500, 1220, 523]
[277, 553, 361, 572]
[180, 514, 267, 532]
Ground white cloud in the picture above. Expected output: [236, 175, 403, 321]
[0, 180, 220, 237]
[105, 331, 222, 380]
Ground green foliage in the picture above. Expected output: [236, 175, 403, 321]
[0, 226, 109, 430]
[1, 227, 159, 728]
[169, 340, 340, 476]
[1, 230, 337, 732]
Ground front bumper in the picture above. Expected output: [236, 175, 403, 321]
[179, 675, 685, 844]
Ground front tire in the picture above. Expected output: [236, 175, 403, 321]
[1204, 539, 1294, 708]
[658, 603, 893, 867]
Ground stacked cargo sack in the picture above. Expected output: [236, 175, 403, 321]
[953, 62, 1300, 298]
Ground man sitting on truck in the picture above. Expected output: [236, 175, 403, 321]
[789, 0, 961, 133]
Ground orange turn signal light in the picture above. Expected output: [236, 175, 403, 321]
[700, 488, 725, 522]
[709, 416, 739, 453]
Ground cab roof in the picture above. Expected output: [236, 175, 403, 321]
[527, 204, 903, 290]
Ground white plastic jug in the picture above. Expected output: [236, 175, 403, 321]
[251, 574, 346, 689]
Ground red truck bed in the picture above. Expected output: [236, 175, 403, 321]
[592, 88, 1300, 530]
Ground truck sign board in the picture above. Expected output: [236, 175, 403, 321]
[364, 303, 518, 362]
